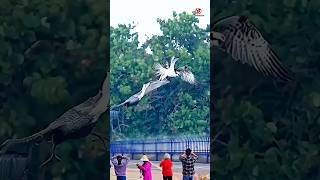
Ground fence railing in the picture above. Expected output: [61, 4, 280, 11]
[110, 136, 210, 163]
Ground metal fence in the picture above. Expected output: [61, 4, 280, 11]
[110, 136, 210, 163]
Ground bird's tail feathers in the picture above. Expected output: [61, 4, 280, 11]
[153, 63, 165, 77]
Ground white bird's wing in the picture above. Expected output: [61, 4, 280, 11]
[169, 57, 179, 71]
[153, 63, 167, 77]
[179, 69, 197, 84]
[212, 16, 293, 82]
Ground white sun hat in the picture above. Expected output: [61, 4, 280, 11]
[140, 155, 149, 162]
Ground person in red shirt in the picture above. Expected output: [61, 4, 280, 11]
[159, 153, 173, 180]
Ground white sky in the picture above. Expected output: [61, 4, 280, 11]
[110, 0, 210, 44]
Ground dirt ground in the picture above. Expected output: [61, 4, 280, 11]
[110, 161, 210, 180]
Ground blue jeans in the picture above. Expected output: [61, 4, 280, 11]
[117, 176, 126, 180]
[183, 175, 194, 180]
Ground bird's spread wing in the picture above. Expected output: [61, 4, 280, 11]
[178, 69, 197, 84]
[111, 80, 170, 109]
[144, 80, 170, 95]
[74, 91, 102, 112]
[138, 82, 151, 99]
[102, 72, 110, 98]
[153, 63, 166, 77]
[212, 16, 293, 82]
[169, 57, 179, 70]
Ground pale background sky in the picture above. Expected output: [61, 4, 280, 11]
[110, 0, 210, 44]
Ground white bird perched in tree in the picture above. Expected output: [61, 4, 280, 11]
[210, 16, 293, 82]
[153, 57, 198, 85]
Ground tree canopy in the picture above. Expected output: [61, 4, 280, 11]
[110, 12, 210, 139]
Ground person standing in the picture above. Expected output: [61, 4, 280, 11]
[136, 155, 152, 180]
[111, 154, 130, 180]
[179, 148, 198, 180]
[160, 153, 173, 180]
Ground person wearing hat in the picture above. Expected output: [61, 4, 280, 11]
[111, 154, 130, 180]
[136, 155, 152, 180]
[160, 153, 173, 180]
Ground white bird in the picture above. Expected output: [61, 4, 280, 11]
[210, 16, 293, 82]
[154, 57, 180, 80]
[153, 57, 198, 84]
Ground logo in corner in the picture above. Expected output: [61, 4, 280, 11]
[194, 8, 204, 16]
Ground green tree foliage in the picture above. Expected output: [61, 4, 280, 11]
[0, 0, 108, 179]
[212, 0, 320, 179]
[110, 12, 210, 139]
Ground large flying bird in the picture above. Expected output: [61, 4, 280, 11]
[210, 16, 293, 82]
[111, 79, 170, 109]
[154, 57, 198, 84]
[0, 73, 110, 167]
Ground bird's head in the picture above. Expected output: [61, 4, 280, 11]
[180, 66, 189, 70]
[174, 68, 180, 75]
[210, 31, 225, 47]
